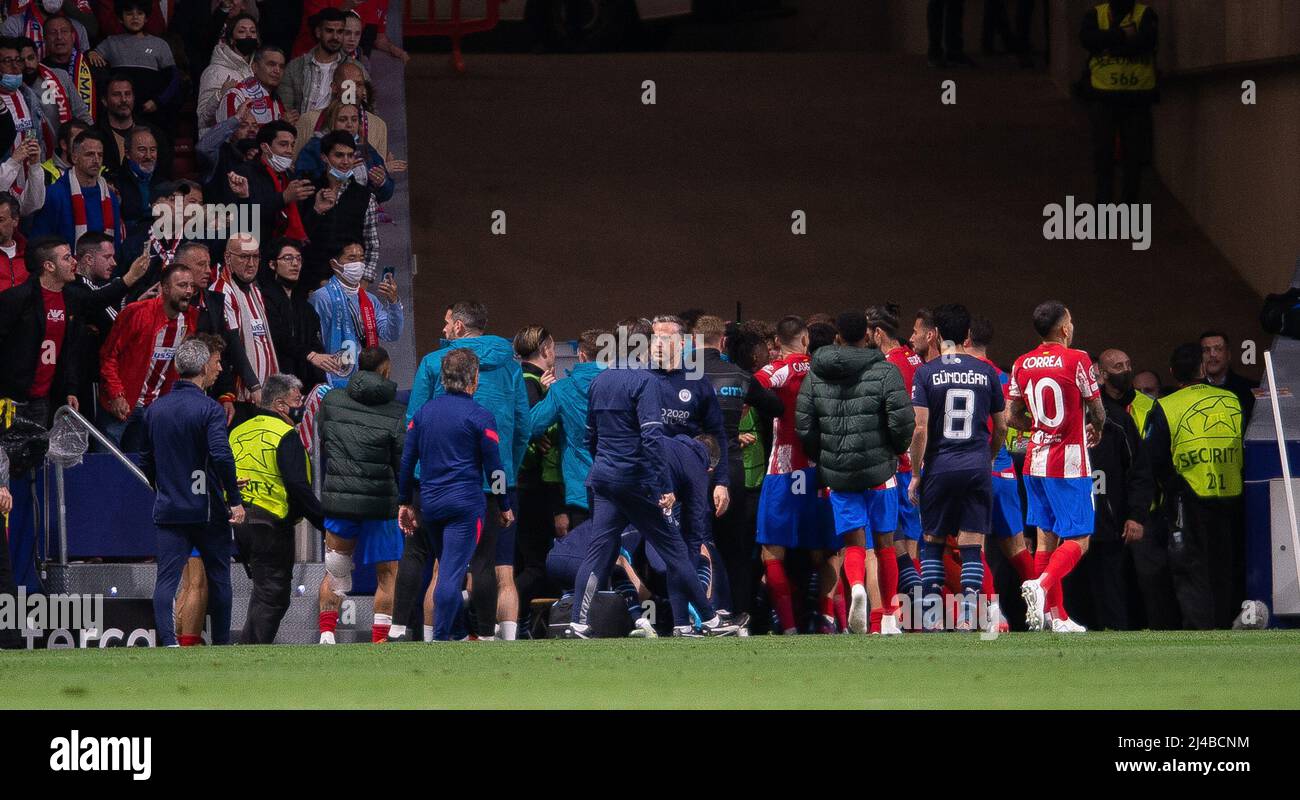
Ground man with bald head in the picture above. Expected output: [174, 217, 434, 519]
[209, 233, 279, 402]
[294, 61, 390, 162]
[1064, 349, 1154, 630]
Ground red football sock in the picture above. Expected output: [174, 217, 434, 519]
[834, 578, 848, 631]
[844, 546, 866, 588]
[318, 610, 339, 634]
[1039, 540, 1083, 592]
[1010, 549, 1037, 582]
[178, 634, 201, 646]
[1049, 583, 1068, 620]
[819, 594, 835, 622]
[1033, 547, 1051, 578]
[877, 547, 899, 612]
[371, 624, 390, 643]
[763, 559, 796, 632]
[980, 551, 995, 597]
[944, 548, 962, 594]
[869, 607, 884, 634]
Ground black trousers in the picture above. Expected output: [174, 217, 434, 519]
[1126, 516, 1181, 629]
[1168, 493, 1244, 630]
[234, 511, 296, 645]
[469, 490, 517, 636]
[0, 519, 21, 648]
[1089, 102, 1153, 205]
[712, 472, 754, 614]
[927, 0, 966, 57]
[1064, 538, 1128, 630]
[392, 519, 430, 636]
[514, 485, 558, 613]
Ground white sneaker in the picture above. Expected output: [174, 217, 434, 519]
[880, 612, 903, 636]
[319, 631, 336, 645]
[1020, 579, 1046, 632]
[1051, 616, 1087, 633]
[629, 618, 658, 638]
[848, 584, 869, 634]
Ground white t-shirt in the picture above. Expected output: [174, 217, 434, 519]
[308, 56, 339, 112]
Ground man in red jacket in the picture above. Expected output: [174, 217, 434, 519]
[98, 262, 198, 449]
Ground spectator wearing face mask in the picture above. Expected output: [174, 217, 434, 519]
[307, 237, 401, 388]
[196, 12, 258, 138]
[294, 101, 400, 203]
[115, 125, 165, 260]
[223, 120, 316, 251]
[300, 129, 378, 286]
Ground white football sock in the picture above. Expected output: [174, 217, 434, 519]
[499, 621, 517, 640]
[423, 625, 435, 642]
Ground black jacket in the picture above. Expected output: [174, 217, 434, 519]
[1089, 390, 1153, 542]
[224, 158, 294, 255]
[796, 345, 915, 491]
[319, 369, 406, 521]
[700, 347, 783, 487]
[192, 286, 259, 401]
[114, 161, 169, 261]
[302, 175, 373, 290]
[1205, 370, 1257, 426]
[0, 273, 130, 407]
[259, 272, 326, 389]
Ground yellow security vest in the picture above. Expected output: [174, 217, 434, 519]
[229, 413, 307, 520]
[1128, 389, 1154, 437]
[1090, 3, 1156, 92]
[1156, 384, 1243, 499]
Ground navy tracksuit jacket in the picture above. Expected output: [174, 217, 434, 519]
[139, 380, 244, 646]
[654, 368, 729, 488]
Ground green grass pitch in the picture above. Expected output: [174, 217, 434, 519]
[3, 631, 1299, 709]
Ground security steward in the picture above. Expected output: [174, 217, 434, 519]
[1144, 343, 1245, 630]
[1080, 0, 1159, 204]
[229, 373, 323, 644]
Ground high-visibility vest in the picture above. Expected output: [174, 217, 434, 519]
[1128, 389, 1154, 437]
[1089, 3, 1156, 92]
[521, 371, 563, 484]
[1154, 384, 1243, 499]
[229, 413, 306, 520]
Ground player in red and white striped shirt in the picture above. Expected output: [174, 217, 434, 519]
[1008, 301, 1106, 632]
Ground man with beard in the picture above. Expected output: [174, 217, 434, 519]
[19, 35, 91, 136]
[94, 73, 169, 174]
[40, 14, 97, 123]
[32, 130, 122, 252]
[209, 233, 278, 401]
[98, 261, 201, 449]
[281, 8, 365, 116]
[41, 117, 86, 185]
[217, 46, 295, 129]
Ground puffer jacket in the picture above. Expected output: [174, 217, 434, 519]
[197, 41, 254, 137]
[319, 369, 406, 520]
[406, 334, 529, 489]
[796, 345, 914, 492]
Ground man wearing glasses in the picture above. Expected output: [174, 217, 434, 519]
[209, 232, 278, 401]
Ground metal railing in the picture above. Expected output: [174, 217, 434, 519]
[47, 405, 151, 566]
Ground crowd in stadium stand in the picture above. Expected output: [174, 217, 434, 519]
[0, 2, 1256, 646]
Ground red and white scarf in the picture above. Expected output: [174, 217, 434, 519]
[210, 267, 279, 399]
[0, 88, 33, 153]
[222, 76, 285, 126]
[68, 169, 115, 243]
[37, 64, 70, 123]
[262, 160, 308, 241]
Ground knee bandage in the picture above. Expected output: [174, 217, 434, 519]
[325, 549, 354, 596]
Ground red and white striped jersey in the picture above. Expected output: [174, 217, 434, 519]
[210, 269, 278, 399]
[754, 352, 812, 475]
[217, 77, 286, 127]
[1009, 342, 1099, 479]
[885, 344, 923, 472]
[136, 313, 187, 408]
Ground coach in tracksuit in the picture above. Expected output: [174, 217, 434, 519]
[140, 338, 246, 647]
[396, 349, 513, 641]
[565, 354, 737, 638]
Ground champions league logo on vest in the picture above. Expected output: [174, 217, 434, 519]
[1042, 196, 1152, 251]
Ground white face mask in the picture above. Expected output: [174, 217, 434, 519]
[265, 152, 292, 173]
[336, 260, 365, 285]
